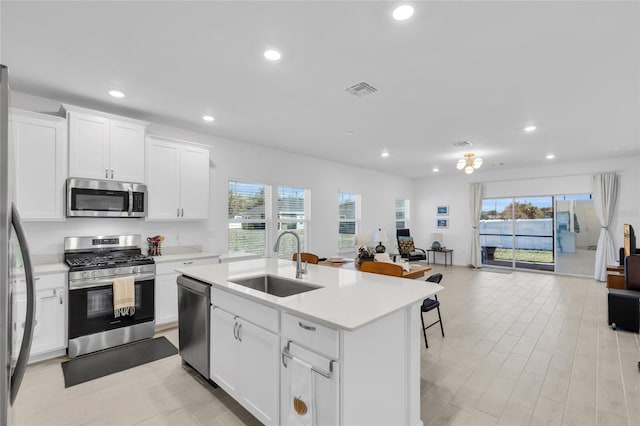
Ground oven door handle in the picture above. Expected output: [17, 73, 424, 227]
[69, 272, 156, 290]
[128, 188, 133, 216]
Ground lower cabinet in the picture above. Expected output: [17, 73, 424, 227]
[12, 272, 67, 363]
[155, 256, 219, 325]
[207, 285, 422, 425]
[211, 306, 279, 425]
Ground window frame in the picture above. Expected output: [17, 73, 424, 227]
[395, 198, 410, 230]
[227, 180, 271, 256]
[274, 185, 310, 259]
[338, 191, 361, 252]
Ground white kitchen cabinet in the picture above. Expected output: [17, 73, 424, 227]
[10, 109, 67, 220]
[155, 256, 219, 325]
[146, 135, 210, 220]
[211, 302, 279, 424]
[12, 272, 67, 363]
[64, 105, 147, 183]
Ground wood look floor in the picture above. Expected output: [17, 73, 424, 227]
[13, 265, 640, 426]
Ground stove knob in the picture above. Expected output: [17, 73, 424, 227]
[134, 266, 141, 274]
[82, 272, 89, 279]
[114, 268, 120, 275]
[91, 271, 97, 278]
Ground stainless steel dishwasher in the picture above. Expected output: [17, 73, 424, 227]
[177, 275, 212, 379]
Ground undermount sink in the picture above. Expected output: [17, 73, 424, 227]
[229, 274, 322, 297]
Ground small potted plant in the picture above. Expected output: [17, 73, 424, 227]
[356, 245, 376, 265]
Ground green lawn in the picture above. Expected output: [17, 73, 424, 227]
[494, 248, 553, 263]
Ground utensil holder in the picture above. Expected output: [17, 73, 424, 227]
[148, 241, 162, 256]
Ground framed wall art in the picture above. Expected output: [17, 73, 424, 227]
[436, 205, 449, 216]
[437, 218, 449, 228]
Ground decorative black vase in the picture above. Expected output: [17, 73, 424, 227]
[357, 256, 375, 265]
[375, 242, 386, 253]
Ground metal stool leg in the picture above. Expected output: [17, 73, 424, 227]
[436, 305, 444, 337]
[420, 311, 428, 348]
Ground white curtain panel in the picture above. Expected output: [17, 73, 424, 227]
[593, 172, 619, 281]
[469, 183, 484, 268]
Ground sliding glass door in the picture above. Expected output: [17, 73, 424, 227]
[479, 196, 554, 271]
[555, 194, 597, 276]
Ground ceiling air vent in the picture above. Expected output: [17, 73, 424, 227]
[452, 140, 473, 148]
[345, 81, 378, 97]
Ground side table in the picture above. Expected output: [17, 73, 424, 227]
[426, 248, 453, 267]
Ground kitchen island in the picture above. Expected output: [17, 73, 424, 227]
[177, 258, 443, 426]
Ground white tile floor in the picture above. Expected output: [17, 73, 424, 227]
[13, 265, 640, 425]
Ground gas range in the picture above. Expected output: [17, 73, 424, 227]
[64, 235, 156, 289]
[64, 234, 157, 357]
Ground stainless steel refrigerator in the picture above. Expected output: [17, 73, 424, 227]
[1, 64, 36, 425]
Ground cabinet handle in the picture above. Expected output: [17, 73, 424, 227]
[111, 168, 114, 179]
[177, 208, 180, 217]
[298, 321, 316, 331]
[105, 168, 109, 179]
[183, 261, 194, 265]
[237, 323, 242, 342]
[40, 295, 56, 300]
[34, 277, 40, 281]
[59, 291, 63, 305]
[233, 322, 239, 340]
[181, 208, 184, 217]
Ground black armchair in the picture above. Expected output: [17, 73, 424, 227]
[396, 229, 426, 261]
[608, 255, 640, 332]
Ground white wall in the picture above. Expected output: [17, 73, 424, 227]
[12, 92, 413, 260]
[412, 156, 640, 266]
[12, 91, 639, 265]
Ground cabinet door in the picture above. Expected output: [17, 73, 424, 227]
[12, 288, 66, 361]
[146, 138, 181, 220]
[109, 120, 146, 183]
[238, 319, 279, 425]
[155, 273, 178, 324]
[12, 111, 66, 220]
[68, 112, 109, 179]
[211, 307, 240, 394]
[31, 288, 66, 356]
[179, 145, 210, 219]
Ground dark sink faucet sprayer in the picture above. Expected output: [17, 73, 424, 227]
[273, 231, 307, 279]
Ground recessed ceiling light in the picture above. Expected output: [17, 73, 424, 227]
[202, 115, 215, 122]
[345, 130, 354, 135]
[264, 49, 282, 61]
[433, 167, 439, 172]
[392, 5, 414, 21]
[381, 151, 390, 158]
[524, 125, 537, 132]
[546, 154, 555, 159]
[108, 90, 125, 98]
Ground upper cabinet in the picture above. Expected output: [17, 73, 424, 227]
[146, 135, 210, 220]
[10, 109, 67, 221]
[62, 105, 148, 183]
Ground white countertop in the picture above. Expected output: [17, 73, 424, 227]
[13, 262, 68, 278]
[152, 251, 220, 263]
[177, 258, 443, 331]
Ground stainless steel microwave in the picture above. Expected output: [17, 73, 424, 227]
[66, 178, 147, 218]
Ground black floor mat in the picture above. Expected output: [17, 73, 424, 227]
[61, 337, 178, 388]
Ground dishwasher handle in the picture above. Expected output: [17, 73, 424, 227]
[177, 275, 210, 296]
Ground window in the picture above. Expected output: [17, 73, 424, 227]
[338, 192, 360, 251]
[396, 198, 410, 229]
[479, 196, 554, 271]
[276, 186, 308, 258]
[228, 181, 309, 257]
[228, 181, 270, 256]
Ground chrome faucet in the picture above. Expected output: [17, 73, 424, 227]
[273, 231, 307, 279]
